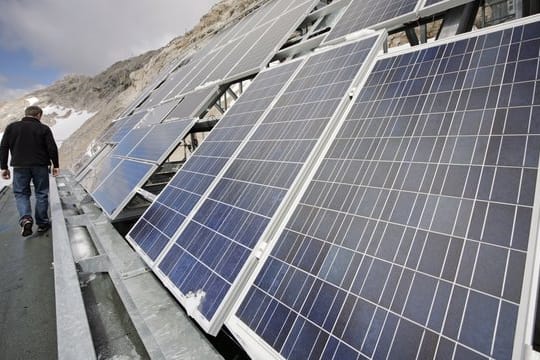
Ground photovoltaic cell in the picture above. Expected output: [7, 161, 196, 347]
[138, 100, 179, 126]
[79, 155, 121, 193]
[99, 111, 147, 144]
[155, 34, 383, 331]
[127, 119, 196, 163]
[92, 117, 199, 218]
[141, 59, 194, 109]
[166, 0, 317, 96]
[204, 28, 267, 82]
[235, 19, 540, 360]
[225, 2, 275, 40]
[92, 159, 156, 218]
[423, 0, 458, 6]
[324, 0, 418, 43]
[111, 127, 150, 158]
[163, 52, 212, 100]
[183, 44, 240, 91]
[127, 60, 303, 263]
[228, 3, 314, 79]
[165, 86, 218, 121]
[98, 119, 125, 144]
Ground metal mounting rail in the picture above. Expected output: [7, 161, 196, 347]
[53, 173, 224, 359]
[50, 176, 96, 360]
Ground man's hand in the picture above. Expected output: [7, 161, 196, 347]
[52, 168, 59, 177]
[1, 169, 10, 180]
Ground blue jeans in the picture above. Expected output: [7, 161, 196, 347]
[12, 167, 50, 226]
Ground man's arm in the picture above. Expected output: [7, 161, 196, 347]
[0, 126, 11, 171]
[44, 127, 59, 176]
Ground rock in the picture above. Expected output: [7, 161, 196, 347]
[0, 0, 264, 170]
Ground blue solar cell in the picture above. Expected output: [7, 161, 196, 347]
[164, 86, 218, 121]
[141, 59, 195, 109]
[127, 119, 196, 163]
[138, 100, 179, 126]
[228, 2, 315, 79]
[127, 60, 304, 262]
[235, 19, 540, 359]
[79, 155, 122, 193]
[325, 0, 418, 42]
[92, 159, 156, 218]
[111, 127, 149, 158]
[156, 34, 383, 331]
[99, 111, 147, 144]
[168, 0, 317, 95]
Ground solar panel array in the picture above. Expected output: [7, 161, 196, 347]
[233, 18, 540, 360]
[128, 60, 304, 263]
[134, 0, 317, 113]
[76, 0, 540, 357]
[83, 0, 320, 196]
[128, 34, 385, 333]
[83, 118, 198, 218]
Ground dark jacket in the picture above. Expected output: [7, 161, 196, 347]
[0, 117, 59, 169]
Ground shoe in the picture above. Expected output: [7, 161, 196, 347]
[21, 218, 33, 237]
[37, 224, 51, 233]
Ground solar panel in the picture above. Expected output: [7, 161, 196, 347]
[203, 28, 268, 83]
[90, 118, 199, 218]
[165, 86, 218, 121]
[167, 0, 318, 95]
[79, 154, 121, 193]
[127, 119, 197, 163]
[254, 0, 295, 27]
[148, 34, 385, 334]
[418, 0, 482, 18]
[127, 59, 304, 264]
[92, 159, 157, 218]
[324, 0, 419, 43]
[228, 2, 316, 79]
[232, 18, 540, 360]
[223, 2, 276, 41]
[98, 119, 125, 144]
[111, 127, 150, 158]
[99, 112, 147, 144]
[140, 60, 195, 109]
[422, 0, 471, 7]
[184, 52, 234, 96]
[163, 52, 213, 101]
[138, 100, 179, 127]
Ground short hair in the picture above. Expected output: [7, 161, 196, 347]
[25, 105, 43, 117]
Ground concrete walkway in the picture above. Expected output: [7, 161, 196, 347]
[0, 187, 57, 359]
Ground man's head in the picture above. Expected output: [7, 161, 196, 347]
[25, 106, 43, 119]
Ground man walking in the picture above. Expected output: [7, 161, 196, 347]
[0, 106, 59, 236]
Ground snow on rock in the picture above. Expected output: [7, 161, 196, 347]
[43, 105, 96, 147]
[26, 97, 39, 106]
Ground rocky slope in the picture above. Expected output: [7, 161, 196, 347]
[0, 0, 263, 170]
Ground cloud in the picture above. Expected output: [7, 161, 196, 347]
[0, 0, 218, 76]
[0, 83, 45, 101]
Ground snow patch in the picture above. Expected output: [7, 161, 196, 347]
[26, 97, 39, 106]
[184, 290, 205, 318]
[44, 105, 96, 147]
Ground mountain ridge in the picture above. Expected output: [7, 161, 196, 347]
[0, 0, 263, 170]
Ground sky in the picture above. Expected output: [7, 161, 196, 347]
[0, 0, 219, 101]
